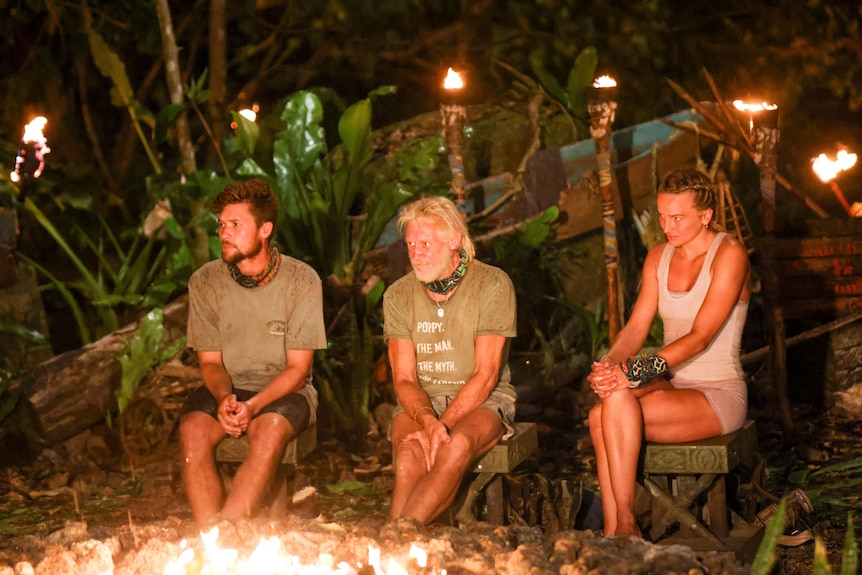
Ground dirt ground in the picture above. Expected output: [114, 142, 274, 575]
[1, 386, 859, 574]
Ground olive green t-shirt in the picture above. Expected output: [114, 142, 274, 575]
[187, 255, 327, 393]
[383, 259, 517, 399]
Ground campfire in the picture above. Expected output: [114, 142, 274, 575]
[162, 525, 438, 575]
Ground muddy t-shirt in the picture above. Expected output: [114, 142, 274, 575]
[383, 260, 517, 399]
[187, 255, 327, 393]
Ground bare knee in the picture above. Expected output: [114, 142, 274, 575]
[394, 439, 427, 477]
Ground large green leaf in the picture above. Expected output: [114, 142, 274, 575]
[334, 98, 373, 214]
[567, 46, 598, 116]
[231, 111, 260, 158]
[279, 91, 326, 174]
[86, 29, 134, 106]
[530, 49, 569, 107]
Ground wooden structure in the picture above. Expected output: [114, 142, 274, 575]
[215, 423, 318, 518]
[639, 420, 762, 562]
[447, 421, 538, 525]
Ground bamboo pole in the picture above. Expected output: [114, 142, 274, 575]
[741, 311, 862, 366]
[588, 80, 623, 343]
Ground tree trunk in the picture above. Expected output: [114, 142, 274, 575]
[16, 296, 189, 447]
[154, 0, 197, 176]
[207, 0, 227, 168]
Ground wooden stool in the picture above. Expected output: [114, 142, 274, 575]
[452, 422, 538, 525]
[215, 423, 317, 518]
[640, 420, 762, 561]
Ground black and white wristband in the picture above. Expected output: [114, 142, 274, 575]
[621, 353, 669, 388]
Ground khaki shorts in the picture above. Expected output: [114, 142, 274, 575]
[391, 389, 516, 440]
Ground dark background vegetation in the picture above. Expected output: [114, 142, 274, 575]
[0, 0, 860, 418]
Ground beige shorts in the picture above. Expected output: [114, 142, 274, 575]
[391, 389, 516, 440]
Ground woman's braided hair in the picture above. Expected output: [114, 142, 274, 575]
[659, 167, 723, 231]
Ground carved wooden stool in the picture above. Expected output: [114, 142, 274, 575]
[640, 420, 763, 561]
[214, 423, 317, 517]
[452, 421, 538, 525]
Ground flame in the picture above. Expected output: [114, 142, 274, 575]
[812, 149, 858, 183]
[10, 116, 50, 183]
[732, 100, 778, 112]
[443, 68, 463, 90]
[162, 526, 445, 575]
[593, 75, 617, 88]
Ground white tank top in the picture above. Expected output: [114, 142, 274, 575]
[657, 232, 748, 384]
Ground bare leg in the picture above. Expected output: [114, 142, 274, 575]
[588, 402, 617, 534]
[598, 388, 646, 535]
[221, 413, 294, 520]
[179, 411, 227, 523]
[390, 412, 427, 519]
[395, 409, 503, 524]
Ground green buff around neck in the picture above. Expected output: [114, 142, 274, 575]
[423, 250, 467, 295]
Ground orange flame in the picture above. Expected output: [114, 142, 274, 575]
[732, 100, 778, 112]
[443, 68, 464, 91]
[812, 149, 857, 183]
[593, 75, 617, 88]
[10, 116, 50, 183]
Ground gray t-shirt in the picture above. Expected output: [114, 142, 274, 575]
[187, 255, 327, 393]
[383, 259, 517, 399]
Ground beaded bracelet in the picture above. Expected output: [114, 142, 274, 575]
[622, 353, 669, 388]
[412, 406, 436, 426]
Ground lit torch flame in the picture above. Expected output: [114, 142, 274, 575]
[732, 100, 778, 132]
[10, 116, 50, 183]
[812, 148, 857, 216]
[443, 68, 463, 91]
[812, 149, 857, 183]
[593, 75, 617, 88]
[732, 100, 778, 113]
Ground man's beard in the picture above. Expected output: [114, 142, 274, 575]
[222, 238, 264, 265]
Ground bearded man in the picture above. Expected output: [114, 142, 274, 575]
[384, 195, 518, 523]
[178, 178, 326, 523]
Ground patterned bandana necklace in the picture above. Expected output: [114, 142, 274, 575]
[229, 245, 280, 288]
[423, 250, 468, 296]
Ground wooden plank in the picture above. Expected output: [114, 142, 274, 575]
[780, 297, 862, 318]
[775, 236, 862, 259]
[776, 275, 862, 299]
[470, 422, 537, 474]
[776, 255, 862, 277]
[215, 424, 317, 464]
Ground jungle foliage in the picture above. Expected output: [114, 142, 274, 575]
[0, 1, 860, 439]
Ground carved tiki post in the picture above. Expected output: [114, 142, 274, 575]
[753, 107, 793, 432]
[588, 78, 623, 343]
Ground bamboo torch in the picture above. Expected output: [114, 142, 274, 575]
[588, 75, 622, 343]
[441, 68, 468, 211]
[752, 103, 793, 432]
[812, 148, 857, 216]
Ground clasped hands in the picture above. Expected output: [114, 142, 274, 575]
[217, 394, 253, 437]
[404, 418, 451, 471]
[588, 358, 626, 399]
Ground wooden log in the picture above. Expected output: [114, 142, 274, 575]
[15, 295, 189, 446]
